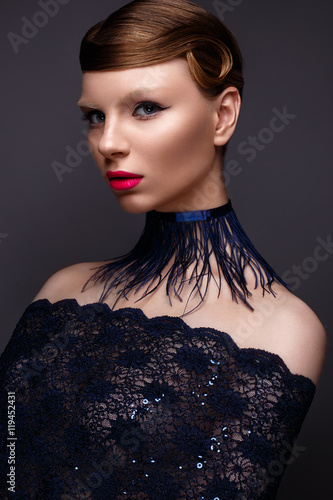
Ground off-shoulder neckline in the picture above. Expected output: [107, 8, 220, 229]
[28, 298, 316, 390]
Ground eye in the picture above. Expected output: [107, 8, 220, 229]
[82, 110, 105, 125]
[133, 102, 168, 119]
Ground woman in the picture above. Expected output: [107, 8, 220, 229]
[0, 0, 326, 498]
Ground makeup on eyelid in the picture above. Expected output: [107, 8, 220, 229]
[81, 102, 169, 125]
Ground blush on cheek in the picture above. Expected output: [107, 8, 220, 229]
[172, 120, 215, 162]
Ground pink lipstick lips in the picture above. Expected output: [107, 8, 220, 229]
[107, 171, 143, 191]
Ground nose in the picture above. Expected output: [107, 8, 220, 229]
[97, 119, 130, 159]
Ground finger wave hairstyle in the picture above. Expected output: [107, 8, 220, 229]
[80, 0, 244, 99]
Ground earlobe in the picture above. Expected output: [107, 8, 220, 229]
[214, 87, 241, 146]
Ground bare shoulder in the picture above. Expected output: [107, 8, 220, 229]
[32, 262, 104, 304]
[257, 285, 327, 385]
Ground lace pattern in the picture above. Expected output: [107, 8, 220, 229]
[0, 299, 315, 499]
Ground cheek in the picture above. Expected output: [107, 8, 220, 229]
[88, 134, 103, 168]
[141, 113, 215, 166]
[176, 119, 214, 158]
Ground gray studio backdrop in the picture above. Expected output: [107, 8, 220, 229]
[1, 0, 332, 498]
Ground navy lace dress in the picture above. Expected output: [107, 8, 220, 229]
[0, 299, 315, 499]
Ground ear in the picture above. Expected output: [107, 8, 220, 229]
[213, 86, 241, 146]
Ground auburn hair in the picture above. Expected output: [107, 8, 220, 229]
[80, 0, 244, 99]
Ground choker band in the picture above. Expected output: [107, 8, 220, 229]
[155, 201, 233, 222]
[84, 200, 287, 315]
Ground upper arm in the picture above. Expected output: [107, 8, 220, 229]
[271, 296, 327, 385]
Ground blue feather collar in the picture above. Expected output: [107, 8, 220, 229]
[83, 200, 286, 315]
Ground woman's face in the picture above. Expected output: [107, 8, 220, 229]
[78, 59, 231, 213]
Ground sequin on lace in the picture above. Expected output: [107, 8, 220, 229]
[0, 299, 315, 499]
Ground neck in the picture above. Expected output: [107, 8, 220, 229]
[155, 186, 229, 214]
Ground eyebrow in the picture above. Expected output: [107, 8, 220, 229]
[77, 87, 166, 108]
[77, 100, 99, 108]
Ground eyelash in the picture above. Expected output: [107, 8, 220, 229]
[133, 102, 169, 120]
[81, 101, 169, 125]
[81, 110, 105, 126]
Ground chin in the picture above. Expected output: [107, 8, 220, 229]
[115, 195, 157, 214]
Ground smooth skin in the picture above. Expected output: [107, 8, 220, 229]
[34, 59, 327, 385]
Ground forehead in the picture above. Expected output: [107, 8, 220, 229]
[78, 59, 197, 105]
